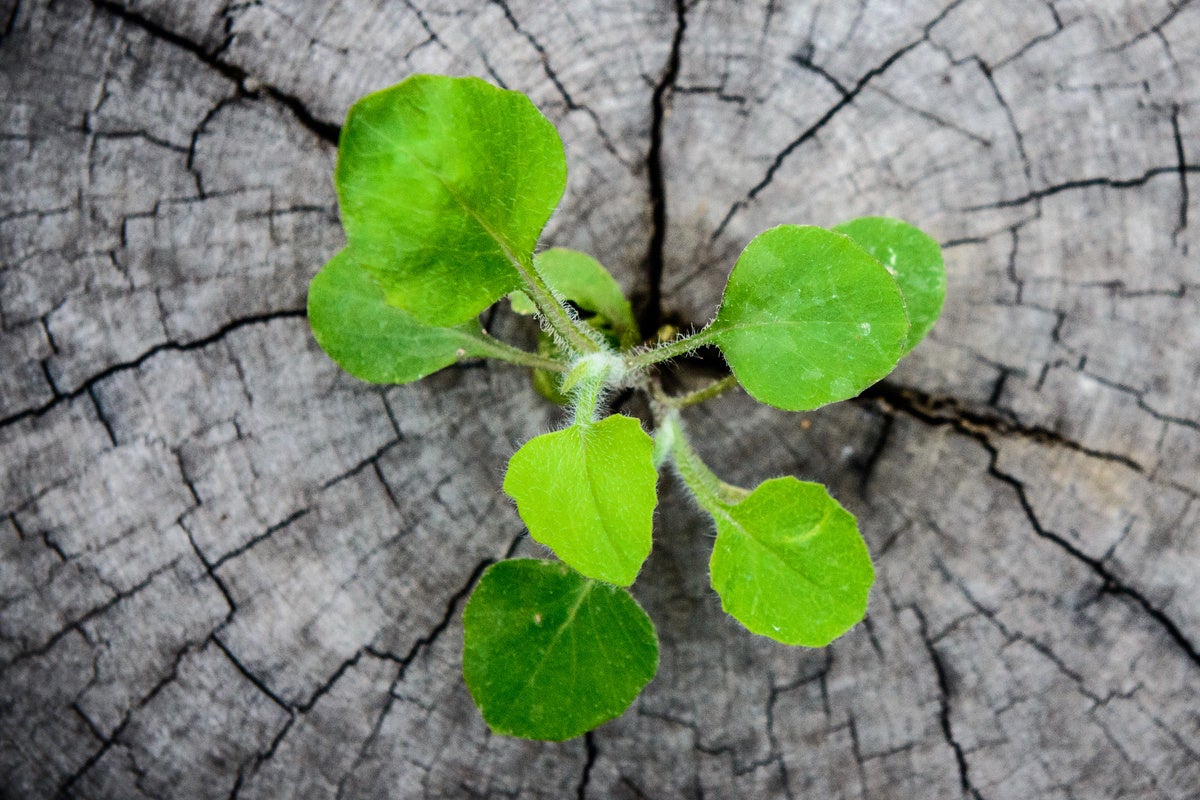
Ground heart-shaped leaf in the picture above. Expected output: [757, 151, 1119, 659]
[708, 477, 874, 646]
[504, 415, 657, 586]
[307, 248, 488, 384]
[336, 75, 566, 325]
[462, 559, 659, 741]
[834, 217, 945, 354]
[709, 225, 909, 411]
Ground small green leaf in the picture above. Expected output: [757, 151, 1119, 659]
[504, 415, 657, 586]
[462, 559, 659, 741]
[708, 477, 874, 647]
[533, 248, 639, 346]
[833, 217, 945, 354]
[508, 290, 538, 316]
[307, 249, 486, 384]
[709, 225, 910, 411]
[336, 74, 566, 325]
[530, 334, 572, 405]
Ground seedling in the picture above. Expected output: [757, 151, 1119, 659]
[308, 75, 945, 741]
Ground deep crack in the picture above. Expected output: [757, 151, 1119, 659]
[638, 0, 687, 337]
[0, 309, 305, 431]
[89, 0, 339, 145]
[712, 0, 969, 240]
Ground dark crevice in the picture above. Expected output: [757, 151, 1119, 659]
[398, 0, 447, 53]
[1170, 104, 1189, 241]
[181, 524, 238, 625]
[88, 0, 339, 145]
[319, 438, 403, 492]
[856, 412, 893, 496]
[846, 714, 870, 794]
[41, 530, 68, 562]
[983, 445, 1200, 671]
[211, 635, 292, 712]
[1112, 0, 1196, 52]
[966, 164, 1200, 210]
[489, 0, 625, 163]
[861, 381, 1145, 472]
[208, 506, 311, 571]
[337, 552, 504, 799]
[711, 41, 919, 239]
[974, 57, 1031, 184]
[1080, 368, 1200, 432]
[0, 308, 305, 431]
[55, 715, 131, 797]
[712, 0, 967, 240]
[87, 128, 189, 154]
[987, 367, 1011, 408]
[2, 560, 176, 672]
[637, 0, 687, 337]
[1, 0, 18, 43]
[576, 731, 598, 800]
[70, 702, 107, 745]
[87, 386, 118, 446]
[910, 605, 987, 800]
[228, 715, 295, 800]
[992, 7, 1065, 70]
[187, 93, 242, 197]
[876, 389, 1200, 672]
[789, 52, 849, 96]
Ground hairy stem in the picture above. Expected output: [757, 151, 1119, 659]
[660, 412, 748, 510]
[469, 332, 568, 372]
[567, 353, 624, 425]
[665, 374, 739, 409]
[625, 328, 715, 371]
[516, 259, 604, 355]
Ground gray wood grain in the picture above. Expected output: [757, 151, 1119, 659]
[2, 0, 1198, 797]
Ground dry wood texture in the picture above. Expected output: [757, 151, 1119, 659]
[2, 1, 1199, 797]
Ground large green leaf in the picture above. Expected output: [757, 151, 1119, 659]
[336, 75, 566, 325]
[709, 225, 910, 411]
[308, 248, 487, 384]
[503, 415, 657, 586]
[462, 559, 659, 741]
[833, 217, 945, 354]
[708, 477, 874, 647]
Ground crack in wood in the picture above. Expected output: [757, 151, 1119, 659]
[637, 0, 687, 337]
[88, 0, 339, 145]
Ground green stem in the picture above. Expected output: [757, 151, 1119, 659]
[625, 328, 716, 371]
[664, 374, 739, 409]
[515, 259, 602, 356]
[468, 332, 568, 373]
[566, 353, 622, 424]
[660, 412, 748, 512]
[572, 374, 606, 425]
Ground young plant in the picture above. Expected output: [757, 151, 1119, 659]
[308, 75, 946, 741]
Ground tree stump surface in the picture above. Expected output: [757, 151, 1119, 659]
[2, 1, 1198, 797]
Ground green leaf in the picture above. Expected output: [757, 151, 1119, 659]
[533, 248, 639, 346]
[503, 415, 657, 586]
[530, 334, 572, 405]
[508, 290, 539, 316]
[336, 74, 566, 325]
[708, 477, 874, 647]
[833, 217, 945, 354]
[462, 559, 659, 741]
[307, 248, 487, 384]
[709, 225, 910, 411]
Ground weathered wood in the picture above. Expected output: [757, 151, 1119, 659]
[2, 0, 1198, 797]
